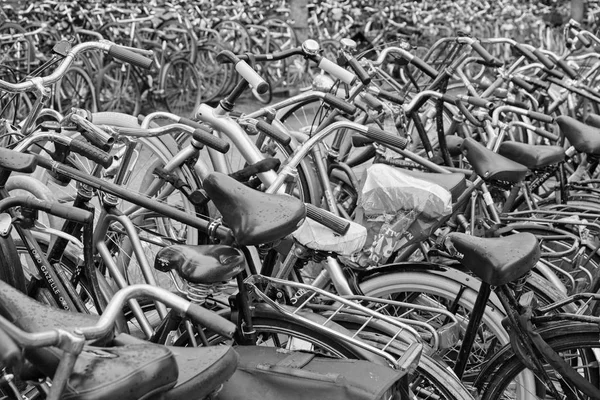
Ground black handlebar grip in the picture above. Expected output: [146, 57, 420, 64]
[376, 89, 404, 105]
[532, 48, 555, 69]
[527, 110, 554, 123]
[255, 120, 291, 147]
[365, 126, 408, 149]
[361, 93, 384, 112]
[323, 93, 356, 115]
[462, 95, 493, 109]
[440, 93, 458, 105]
[522, 75, 551, 91]
[70, 138, 113, 169]
[470, 41, 500, 65]
[347, 56, 371, 85]
[534, 126, 559, 142]
[186, 303, 237, 339]
[543, 67, 565, 80]
[511, 76, 536, 93]
[512, 43, 537, 61]
[191, 129, 230, 154]
[555, 59, 578, 79]
[305, 203, 350, 235]
[577, 32, 592, 47]
[504, 97, 530, 109]
[179, 117, 204, 129]
[235, 60, 269, 94]
[0, 327, 22, 370]
[410, 55, 438, 78]
[108, 45, 154, 70]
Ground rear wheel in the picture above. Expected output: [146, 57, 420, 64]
[476, 322, 600, 400]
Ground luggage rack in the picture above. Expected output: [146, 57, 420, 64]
[244, 275, 460, 370]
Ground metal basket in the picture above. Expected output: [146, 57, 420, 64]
[244, 275, 460, 370]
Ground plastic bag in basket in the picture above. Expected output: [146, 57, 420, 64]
[352, 164, 452, 267]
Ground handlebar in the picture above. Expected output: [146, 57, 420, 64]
[0, 40, 153, 93]
[371, 46, 438, 78]
[0, 284, 236, 348]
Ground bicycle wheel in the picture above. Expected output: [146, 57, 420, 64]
[195, 42, 231, 104]
[54, 65, 97, 114]
[212, 20, 251, 54]
[152, 19, 198, 63]
[160, 58, 201, 117]
[0, 22, 35, 78]
[359, 269, 568, 390]
[476, 322, 600, 400]
[96, 61, 142, 116]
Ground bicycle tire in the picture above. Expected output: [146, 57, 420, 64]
[195, 42, 231, 104]
[160, 58, 201, 117]
[359, 269, 569, 389]
[95, 61, 142, 116]
[475, 322, 600, 400]
[54, 65, 97, 114]
[152, 19, 198, 63]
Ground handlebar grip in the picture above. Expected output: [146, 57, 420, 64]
[305, 203, 350, 235]
[108, 45, 154, 70]
[511, 76, 536, 93]
[235, 60, 269, 94]
[576, 32, 592, 47]
[376, 89, 404, 105]
[178, 117, 231, 153]
[544, 67, 565, 80]
[323, 93, 356, 115]
[361, 93, 384, 111]
[70, 114, 115, 151]
[318, 57, 357, 85]
[191, 129, 230, 154]
[532, 48, 555, 69]
[440, 93, 458, 105]
[186, 303, 237, 339]
[470, 41, 501, 66]
[347, 56, 371, 85]
[512, 43, 537, 61]
[70, 138, 113, 169]
[527, 110, 554, 123]
[555, 59, 578, 79]
[0, 327, 22, 370]
[504, 97, 530, 109]
[255, 120, 291, 146]
[534, 126, 559, 141]
[410, 55, 438, 78]
[460, 95, 493, 108]
[365, 126, 408, 149]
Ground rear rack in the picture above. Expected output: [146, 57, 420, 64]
[245, 275, 460, 370]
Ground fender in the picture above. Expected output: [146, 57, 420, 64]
[356, 261, 506, 313]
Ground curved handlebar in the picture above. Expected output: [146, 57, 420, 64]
[0, 40, 153, 92]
